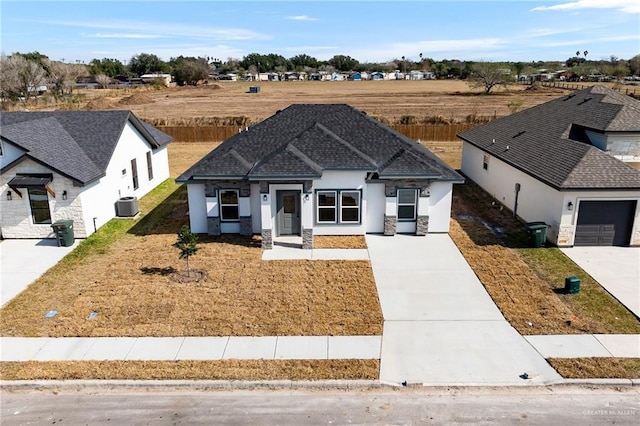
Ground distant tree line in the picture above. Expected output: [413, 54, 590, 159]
[2, 49, 639, 104]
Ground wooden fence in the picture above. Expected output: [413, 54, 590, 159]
[533, 81, 638, 97]
[158, 123, 480, 143]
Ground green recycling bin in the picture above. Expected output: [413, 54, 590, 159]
[525, 222, 548, 248]
[51, 219, 74, 247]
[565, 276, 581, 294]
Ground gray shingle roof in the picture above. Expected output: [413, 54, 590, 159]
[457, 85, 640, 190]
[178, 104, 463, 183]
[1, 110, 172, 184]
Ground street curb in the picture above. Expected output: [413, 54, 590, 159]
[1, 378, 637, 390]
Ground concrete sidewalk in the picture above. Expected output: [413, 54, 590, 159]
[525, 334, 640, 358]
[1, 239, 80, 307]
[560, 247, 640, 318]
[0, 335, 382, 362]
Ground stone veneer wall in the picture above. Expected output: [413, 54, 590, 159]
[207, 216, 221, 236]
[302, 228, 313, 249]
[261, 229, 273, 249]
[204, 180, 250, 197]
[239, 216, 252, 236]
[383, 215, 397, 236]
[416, 215, 429, 236]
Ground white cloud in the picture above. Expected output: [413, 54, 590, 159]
[87, 33, 164, 39]
[285, 15, 319, 21]
[531, 0, 640, 14]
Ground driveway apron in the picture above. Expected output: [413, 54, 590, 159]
[367, 234, 560, 385]
[560, 246, 640, 319]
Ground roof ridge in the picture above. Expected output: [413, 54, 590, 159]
[286, 143, 324, 174]
[314, 122, 378, 167]
[225, 148, 253, 169]
[378, 148, 406, 172]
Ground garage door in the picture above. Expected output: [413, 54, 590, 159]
[574, 200, 637, 246]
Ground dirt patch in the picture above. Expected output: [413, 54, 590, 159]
[118, 93, 155, 105]
[83, 98, 117, 110]
[0, 359, 379, 381]
[170, 270, 208, 283]
[524, 83, 567, 93]
[548, 358, 640, 379]
[314, 235, 367, 249]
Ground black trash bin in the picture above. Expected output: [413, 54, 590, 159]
[51, 219, 74, 247]
[565, 276, 581, 294]
[525, 222, 548, 248]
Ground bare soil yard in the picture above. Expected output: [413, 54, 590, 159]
[43, 80, 580, 124]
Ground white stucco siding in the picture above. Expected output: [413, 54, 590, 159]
[312, 170, 367, 235]
[78, 121, 170, 236]
[250, 183, 262, 233]
[186, 184, 207, 233]
[462, 141, 640, 246]
[366, 183, 385, 233]
[427, 182, 454, 232]
[0, 159, 86, 238]
[0, 141, 26, 169]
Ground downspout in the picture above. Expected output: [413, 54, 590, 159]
[514, 183, 521, 218]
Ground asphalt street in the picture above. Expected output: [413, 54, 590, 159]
[2, 385, 639, 425]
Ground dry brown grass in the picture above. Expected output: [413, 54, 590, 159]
[548, 358, 640, 379]
[313, 236, 367, 249]
[0, 359, 379, 381]
[422, 140, 463, 169]
[168, 141, 220, 177]
[0, 234, 382, 337]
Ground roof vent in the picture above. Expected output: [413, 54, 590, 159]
[563, 94, 576, 101]
[577, 97, 592, 105]
[505, 145, 510, 151]
[513, 131, 526, 138]
[491, 138, 496, 145]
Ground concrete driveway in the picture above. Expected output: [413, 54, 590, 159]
[367, 234, 560, 386]
[560, 246, 640, 318]
[0, 239, 79, 306]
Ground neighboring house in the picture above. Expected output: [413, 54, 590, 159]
[177, 104, 463, 249]
[140, 73, 172, 86]
[0, 111, 172, 239]
[370, 72, 385, 81]
[458, 85, 640, 247]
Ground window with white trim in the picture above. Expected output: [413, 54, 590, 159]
[146, 151, 153, 181]
[397, 189, 417, 221]
[317, 190, 337, 223]
[219, 189, 239, 221]
[340, 191, 360, 223]
[483, 154, 489, 171]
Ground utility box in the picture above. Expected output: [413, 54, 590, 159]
[525, 222, 548, 247]
[248, 86, 260, 93]
[565, 276, 581, 294]
[116, 196, 139, 217]
[51, 219, 74, 247]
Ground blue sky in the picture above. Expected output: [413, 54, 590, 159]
[1, 0, 638, 64]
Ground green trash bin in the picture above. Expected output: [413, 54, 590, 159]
[565, 276, 581, 294]
[525, 222, 548, 248]
[51, 219, 74, 247]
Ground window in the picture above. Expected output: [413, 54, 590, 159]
[219, 189, 239, 221]
[317, 190, 361, 224]
[483, 154, 490, 171]
[146, 151, 153, 181]
[131, 159, 139, 190]
[317, 191, 337, 223]
[0, 139, 3, 157]
[340, 191, 360, 223]
[397, 189, 417, 221]
[28, 188, 52, 224]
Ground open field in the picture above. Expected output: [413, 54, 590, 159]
[34, 80, 593, 124]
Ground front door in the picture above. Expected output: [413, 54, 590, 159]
[277, 190, 301, 236]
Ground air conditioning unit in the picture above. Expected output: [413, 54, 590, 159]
[116, 196, 139, 217]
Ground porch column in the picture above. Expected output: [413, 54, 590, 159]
[384, 196, 397, 236]
[416, 192, 430, 236]
[301, 191, 314, 249]
[260, 189, 272, 249]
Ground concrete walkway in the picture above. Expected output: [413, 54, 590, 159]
[560, 246, 640, 318]
[0, 239, 79, 307]
[1, 336, 382, 362]
[367, 234, 561, 386]
[525, 334, 640, 358]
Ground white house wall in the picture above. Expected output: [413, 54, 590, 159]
[187, 183, 207, 233]
[0, 141, 26, 169]
[78, 122, 170, 236]
[250, 183, 262, 233]
[461, 141, 640, 246]
[366, 183, 385, 233]
[312, 170, 367, 235]
[427, 181, 454, 232]
[0, 159, 87, 238]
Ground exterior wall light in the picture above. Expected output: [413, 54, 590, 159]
[304, 193, 310, 201]
[262, 194, 268, 201]
[62, 190, 68, 200]
[567, 201, 573, 211]
[6, 191, 12, 201]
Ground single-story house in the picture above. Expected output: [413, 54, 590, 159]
[177, 104, 464, 249]
[370, 72, 385, 81]
[140, 73, 172, 86]
[458, 85, 640, 247]
[1, 111, 172, 239]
